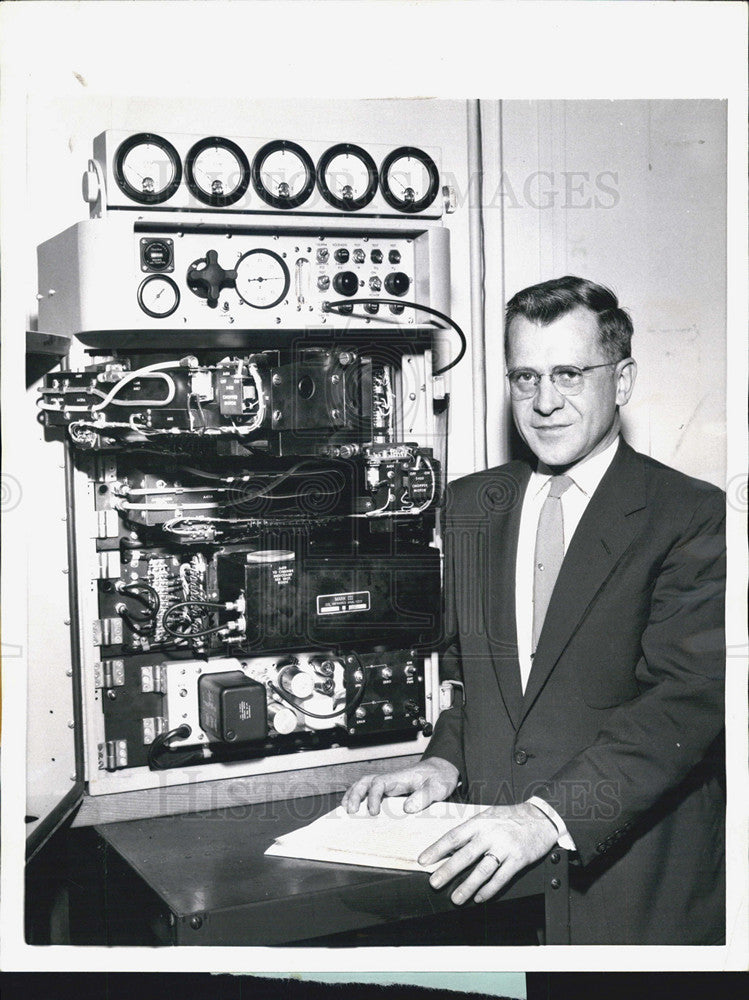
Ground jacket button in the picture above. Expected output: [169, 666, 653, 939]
[513, 749, 528, 765]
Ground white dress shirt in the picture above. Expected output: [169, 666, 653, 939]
[518, 435, 621, 848]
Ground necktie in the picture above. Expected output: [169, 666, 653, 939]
[532, 475, 573, 653]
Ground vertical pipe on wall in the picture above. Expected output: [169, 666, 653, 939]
[467, 99, 488, 471]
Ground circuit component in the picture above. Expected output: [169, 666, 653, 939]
[198, 671, 267, 743]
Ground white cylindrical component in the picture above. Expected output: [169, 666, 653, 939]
[268, 703, 298, 735]
[280, 667, 314, 700]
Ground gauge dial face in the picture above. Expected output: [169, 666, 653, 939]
[137, 275, 180, 318]
[185, 136, 250, 207]
[252, 140, 315, 209]
[317, 143, 378, 211]
[380, 146, 439, 213]
[114, 133, 182, 205]
[235, 249, 290, 308]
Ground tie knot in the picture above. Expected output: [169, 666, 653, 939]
[547, 474, 573, 500]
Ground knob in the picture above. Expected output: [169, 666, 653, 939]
[315, 677, 335, 696]
[389, 303, 405, 315]
[380, 666, 393, 680]
[388, 249, 401, 264]
[364, 303, 379, 315]
[317, 275, 330, 291]
[310, 657, 336, 676]
[186, 250, 237, 309]
[316, 248, 330, 264]
[333, 271, 359, 297]
[382, 702, 394, 716]
[369, 276, 382, 292]
[269, 703, 297, 735]
[334, 248, 350, 264]
[353, 249, 366, 264]
[355, 706, 367, 720]
[384, 272, 410, 297]
[370, 249, 383, 264]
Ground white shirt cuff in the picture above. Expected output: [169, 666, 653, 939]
[526, 795, 577, 852]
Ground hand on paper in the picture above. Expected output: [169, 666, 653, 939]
[418, 801, 558, 906]
[341, 756, 460, 816]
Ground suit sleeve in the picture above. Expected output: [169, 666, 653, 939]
[533, 488, 726, 866]
[421, 486, 467, 780]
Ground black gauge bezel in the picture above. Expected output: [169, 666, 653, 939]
[114, 132, 182, 205]
[316, 143, 378, 212]
[235, 248, 291, 309]
[185, 135, 251, 207]
[251, 139, 316, 210]
[137, 274, 180, 318]
[380, 146, 439, 214]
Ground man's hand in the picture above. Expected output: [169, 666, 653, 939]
[341, 757, 460, 815]
[418, 802, 558, 906]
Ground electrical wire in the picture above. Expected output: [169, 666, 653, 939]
[322, 298, 467, 376]
[147, 724, 194, 770]
[268, 663, 369, 721]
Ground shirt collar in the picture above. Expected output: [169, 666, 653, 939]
[530, 435, 621, 499]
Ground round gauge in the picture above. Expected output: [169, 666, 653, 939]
[380, 146, 439, 213]
[316, 143, 378, 212]
[137, 275, 180, 318]
[114, 133, 182, 205]
[251, 139, 315, 209]
[235, 249, 290, 308]
[185, 136, 250, 207]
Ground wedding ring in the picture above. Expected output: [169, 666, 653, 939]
[484, 852, 501, 866]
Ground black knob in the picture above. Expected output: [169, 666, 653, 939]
[384, 271, 410, 297]
[370, 249, 383, 264]
[186, 250, 236, 309]
[388, 249, 401, 264]
[334, 248, 350, 264]
[333, 271, 359, 297]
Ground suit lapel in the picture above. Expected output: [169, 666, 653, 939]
[484, 462, 531, 730]
[519, 441, 648, 723]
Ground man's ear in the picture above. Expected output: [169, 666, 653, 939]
[615, 357, 637, 407]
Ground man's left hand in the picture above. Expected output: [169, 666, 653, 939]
[418, 802, 559, 906]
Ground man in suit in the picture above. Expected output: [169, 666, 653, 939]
[343, 276, 725, 945]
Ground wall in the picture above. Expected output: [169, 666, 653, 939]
[497, 100, 726, 487]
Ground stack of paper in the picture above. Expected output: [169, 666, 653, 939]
[264, 796, 488, 873]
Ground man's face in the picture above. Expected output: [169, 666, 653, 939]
[506, 307, 636, 470]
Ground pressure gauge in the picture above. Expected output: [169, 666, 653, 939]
[380, 146, 439, 213]
[316, 143, 378, 211]
[251, 140, 315, 209]
[114, 133, 182, 205]
[235, 249, 290, 308]
[137, 275, 180, 318]
[185, 136, 251, 207]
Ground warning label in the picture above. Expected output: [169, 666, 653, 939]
[316, 591, 371, 615]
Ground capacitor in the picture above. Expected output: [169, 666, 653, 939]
[278, 665, 314, 699]
[268, 703, 298, 735]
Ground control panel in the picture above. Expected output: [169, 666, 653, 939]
[37, 221, 448, 341]
[34, 128, 459, 796]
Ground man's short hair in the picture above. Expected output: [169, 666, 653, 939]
[505, 276, 633, 363]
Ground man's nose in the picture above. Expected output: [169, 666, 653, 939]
[533, 375, 566, 415]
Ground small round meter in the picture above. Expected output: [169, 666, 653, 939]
[137, 275, 180, 318]
[235, 249, 290, 308]
[114, 133, 182, 205]
[185, 136, 250, 207]
[317, 143, 378, 211]
[380, 146, 439, 213]
[251, 140, 315, 209]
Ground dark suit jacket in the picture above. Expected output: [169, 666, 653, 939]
[424, 439, 725, 944]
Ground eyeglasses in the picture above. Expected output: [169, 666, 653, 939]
[505, 362, 621, 399]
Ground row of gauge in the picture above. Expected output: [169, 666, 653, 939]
[113, 133, 440, 213]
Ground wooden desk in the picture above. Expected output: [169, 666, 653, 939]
[92, 792, 570, 946]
